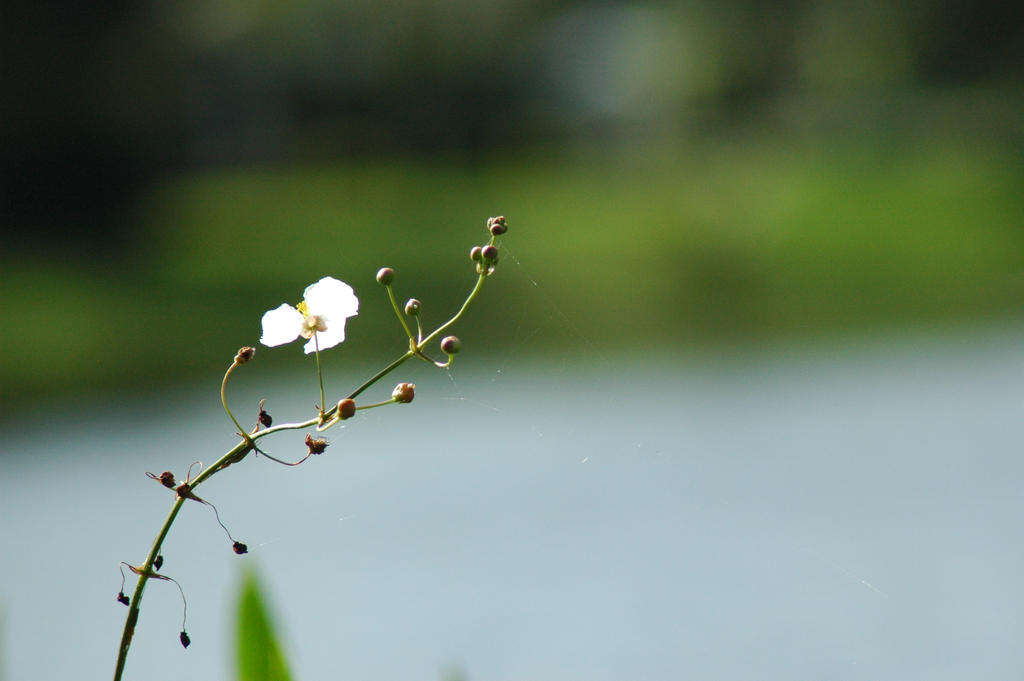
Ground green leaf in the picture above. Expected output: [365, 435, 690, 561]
[235, 569, 294, 681]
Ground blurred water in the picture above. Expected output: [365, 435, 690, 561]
[1, 327, 1022, 681]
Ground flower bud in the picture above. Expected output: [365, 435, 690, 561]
[258, 408, 273, 428]
[305, 433, 329, 455]
[117, 591, 130, 606]
[487, 216, 508, 235]
[470, 245, 483, 261]
[376, 267, 395, 285]
[154, 555, 164, 571]
[392, 382, 416, 404]
[404, 298, 421, 316]
[235, 346, 255, 364]
[232, 541, 248, 555]
[440, 335, 461, 355]
[481, 244, 499, 264]
[301, 314, 327, 339]
[180, 631, 191, 648]
[337, 398, 356, 420]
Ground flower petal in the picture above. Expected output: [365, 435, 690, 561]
[259, 304, 304, 347]
[301, 277, 359, 353]
[303, 277, 359, 320]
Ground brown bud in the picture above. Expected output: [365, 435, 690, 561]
[337, 398, 356, 420]
[232, 541, 248, 555]
[487, 215, 508, 235]
[258, 408, 273, 428]
[305, 433, 329, 455]
[404, 298, 421, 316]
[440, 336, 461, 355]
[392, 382, 416, 404]
[180, 631, 191, 648]
[235, 346, 255, 364]
[376, 267, 395, 285]
[481, 245, 499, 263]
[470, 246, 483, 261]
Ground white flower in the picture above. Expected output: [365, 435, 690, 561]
[260, 277, 359, 354]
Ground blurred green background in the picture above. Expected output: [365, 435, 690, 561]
[3, 0, 1022, 410]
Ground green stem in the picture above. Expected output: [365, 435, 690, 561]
[355, 397, 400, 410]
[385, 284, 415, 340]
[116, 254, 494, 680]
[113, 436, 249, 681]
[347, 351, 414, 400]
[220, 360, 249, 441]
[113, 496, 184, 681]
[419, 271, 487, 350]
[313, 334, 326, 421]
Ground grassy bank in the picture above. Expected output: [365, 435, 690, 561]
[3, 139, 1022, 408]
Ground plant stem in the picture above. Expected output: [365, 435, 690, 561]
[347, 351, 414, 400]
[313, 334, 326, 420]
[385, 284, 415, 340]
[419, 271, 487, 349]
[115, 258, 493, 680]
[113, 435, 251, 681]
[220, 360, 248, 440]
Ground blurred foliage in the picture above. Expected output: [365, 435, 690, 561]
[5, 0, 1022, 250]
[2, 137, 1021, 409]
[1, 0, 1022, 410]
[236, 570, 294, 681]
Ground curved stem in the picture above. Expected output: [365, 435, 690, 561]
[116, 249, 496, 680]
[419, 271, 487, 350]
[113, 437, 250, 681]
[355, 397, 400, 410]
[220, 360, 249, 442]
[385, 284, 415, 340]
[255, 448, 314, 467]
[113, 494, 187, 680]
